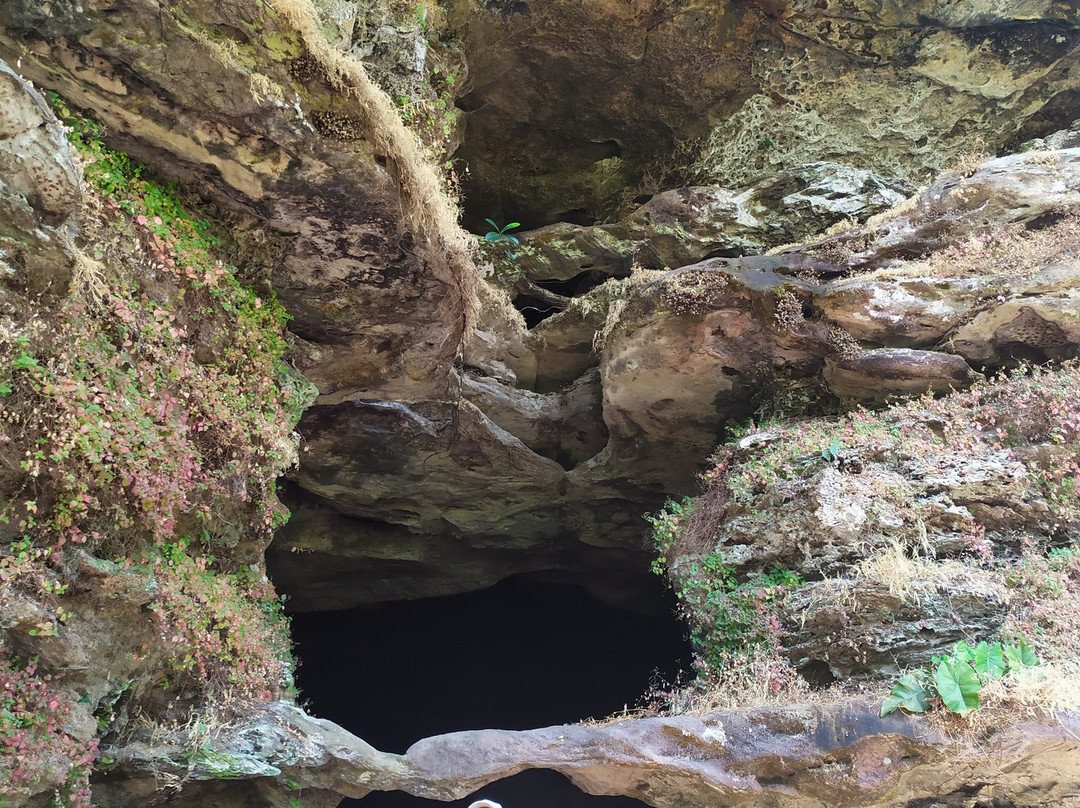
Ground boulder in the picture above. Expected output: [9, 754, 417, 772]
[823, 349, 983, 403]
[784, 572, 1009, 681]
[0, 59, 81, 301]
[492, 164, 911, 285]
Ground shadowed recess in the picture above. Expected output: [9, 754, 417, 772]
[288, 575, 692, 807]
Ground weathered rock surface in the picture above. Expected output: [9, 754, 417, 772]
[0, 0, 470, 407]
[784, 573, 1010, 682]
[0, 58, 81, 302]
[697, 442, 1050, 584]
[452, 0, 1080, 226]
[96, 699, 1080, 808]
[493, 164, 911, 287]
[7, 0, 1080, 618]
[284, 144, 1080, 607]
[823, 349, 983, 404]
[802, 148, 1080, 269]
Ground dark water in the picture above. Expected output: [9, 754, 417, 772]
[287, 575, 692, 808]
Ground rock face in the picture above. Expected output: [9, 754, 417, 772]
[3, 2, 1080, 808]
[785, 572, 1010, 682]
[95, 700, 1080, 808]
[451, 0, 1080, 226]
[6, 0, 1080, 615]
[0, 56, 305, 808]
[278, 144, 1080, 609]
[0, 59, 81, 300]
[494, 164, 911, 289]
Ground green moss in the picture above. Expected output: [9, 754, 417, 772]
[185, 744, 281, 779]
[264, 30, 304, 61]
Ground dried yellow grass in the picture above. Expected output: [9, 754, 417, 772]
[269, 0, 480, 337]
[854, 539, 1008, 607]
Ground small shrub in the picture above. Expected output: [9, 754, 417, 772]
[649, 499, 803, 683]
[150, 539, 293, 710]
[1001, 545, 1080, 664]
[0, 95, 303, 561]
[482, 219, 521, 259]
[0, 655, 97, 807]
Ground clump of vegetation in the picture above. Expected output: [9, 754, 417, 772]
[1001, 546, 1080, 665]
[0, 94, 301, 559]
[881, 639, 1039, 717]
[648, 498, 806, 704]
[0, 656, 98, 807]
[705, 363, 1080, 516]
[0, 94, 309, 803]
[151, 540, 293, 711]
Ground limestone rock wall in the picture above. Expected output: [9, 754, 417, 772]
[451, 0, 1080, 227]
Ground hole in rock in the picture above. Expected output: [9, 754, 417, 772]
[512, 269, 626, 327]
[535, 269, 618, 298]
[554, 208, 594, 226]
[512, 295, 564, 327]
[799, 659, 836, 687]
[289, 575, 691, 808]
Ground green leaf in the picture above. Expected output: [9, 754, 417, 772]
[935, 659, 981, 715]
[881, 672, 931, 716]
[484, 232, 500, 242]
[973, 641, 1005, 680]
[952, 641, 976, 664]
[503, 222, 521, 230]
[484, 218, 499, 230]
[12, 354, 38, 370]
[1004, 640, 1039, 671]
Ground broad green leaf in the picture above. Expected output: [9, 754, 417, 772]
[913, 667, 939, 699]
[974, 641, 1005, 680]
[952, 641, 976, 664]
[881, 672, 930, 716]
[1005, 640, 1040, 671]
[484, 218, 499, 230]
[504, 222, 521, 230]
[1004, 644, 1022, 671]
[484, 232, 500, 242]
[1018, 639, 1039, 667]
[506, 235, 520, 245]
[936, 659, 981, 715]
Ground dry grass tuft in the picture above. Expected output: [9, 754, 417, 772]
[269, 0, 480, 337]
[661, 647, 823, 714]
[853, 542, 1010, 614]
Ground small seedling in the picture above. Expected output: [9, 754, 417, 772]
[483, 219, 521, 259]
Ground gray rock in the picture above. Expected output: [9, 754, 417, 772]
[493, 164, 911, 286]
[784, 575, 1009, 681]
[824, 349, 983, 404]
[0, 58, 81, 299]
[97, 700, 1080, 808]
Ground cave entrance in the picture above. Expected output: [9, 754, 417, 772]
[287, 574, 691, 808]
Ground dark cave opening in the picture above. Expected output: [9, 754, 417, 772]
[512, 269, 624, 327]
[287, 574, 692, 808]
